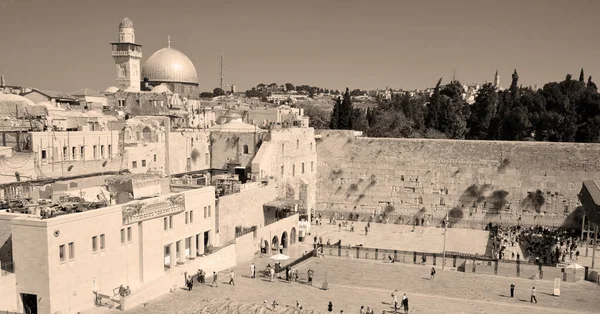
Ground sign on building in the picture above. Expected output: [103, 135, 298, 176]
[122, 194, 185, 224]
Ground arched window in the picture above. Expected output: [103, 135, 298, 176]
[243, 144, 249, 154]
[296, 139, 299, 149]
[142, 127, 153, 142]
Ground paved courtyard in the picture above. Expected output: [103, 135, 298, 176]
[310, 221, 490, 255]
[85, 253, 600, 314]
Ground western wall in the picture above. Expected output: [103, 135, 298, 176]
[315, 130, 600, 227]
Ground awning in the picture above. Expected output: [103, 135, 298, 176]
[264, 198, 299, 209]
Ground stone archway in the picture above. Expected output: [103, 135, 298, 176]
[281, 231, 288, 249]
[271, 235, 279, 252]
[290, 227, 297, 245]
[260, 238, 269, 254]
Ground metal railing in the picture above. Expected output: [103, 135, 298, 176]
[235, 225, 257, 238]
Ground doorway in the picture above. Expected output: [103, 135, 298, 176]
[204, 231, 210, 249]
[21, 293, 37, 314]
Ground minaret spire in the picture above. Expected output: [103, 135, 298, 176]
[168, 35, 171, 48]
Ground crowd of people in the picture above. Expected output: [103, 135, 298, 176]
[487, 223, 581, 265]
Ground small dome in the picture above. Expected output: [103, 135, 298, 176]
[0, 93, 36, 107]
[142, 47, 198, 84]
[119, 17, 134, 28]
[105, 86, 120, 94]
[151, 84, 172, 94]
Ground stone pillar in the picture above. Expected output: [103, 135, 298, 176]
[169, 242, 176, 268]
[516, 259, 521, 277]
[190, 236, 197, 258]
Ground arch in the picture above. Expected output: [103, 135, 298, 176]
[243, 144, 249, 154]
[142, 127, 153, 142]
[271, 235, 279, 252]
[260, 238, 269, 254]
[290, 227, 297, 245]
[281, 231, 288, 249]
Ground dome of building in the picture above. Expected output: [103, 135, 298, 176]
[0, 93, 36, 107]
[104, 86, 120, 94]
[151, 84, 172, 94]
[142, 47, 198, 85]
[119, 17, 134, 28]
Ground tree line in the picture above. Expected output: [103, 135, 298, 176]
[324, 69, 600, 143]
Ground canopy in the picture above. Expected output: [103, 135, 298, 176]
[269, 253, 290, 261]
[565, 263, 585, 270]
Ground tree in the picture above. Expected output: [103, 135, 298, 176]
[213, 88, 225, 96]
[579, 68, 585, 82]
[329, 96, 341, 129]
[336, 88, 354, 129]
[301, 104, 330, 129]
[467, 83, 498, 139]
[425, 78, 443, 130]
[200, 92, 214, 98]
[284, 83, 295, 92]
[588, 76, 597, 91]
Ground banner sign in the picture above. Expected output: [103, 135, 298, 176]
[122, 194, 185, 224]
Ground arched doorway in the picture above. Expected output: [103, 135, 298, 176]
[260, 238, 269, 254]
[271, 235, 279, 252]
[290, 227, 297, 245]
[281, 231, 288, 249]
[142, 127, 153, 142]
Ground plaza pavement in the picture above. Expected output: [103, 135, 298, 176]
[83, 223, 600, 314]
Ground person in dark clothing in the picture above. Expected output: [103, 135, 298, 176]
[401, 296, 409, 313]
[327, 301, 333, 312]
[510, 283, 515, 298]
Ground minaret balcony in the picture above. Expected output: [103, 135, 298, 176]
[112, 50, 142, 58]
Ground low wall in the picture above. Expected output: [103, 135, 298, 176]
[320, 244, 585, 283]
[0, 273, 18, 312]
[121, 243, 237, 311]
[235, 214, 299, 265]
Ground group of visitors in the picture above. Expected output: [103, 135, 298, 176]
[118, 285, 131, 297]
[389, 289, 410, 313]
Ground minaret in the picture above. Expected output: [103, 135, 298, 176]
[494, 70, 500, 88]
[111, 17, 142, 91]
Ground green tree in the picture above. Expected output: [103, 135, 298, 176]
[284, 83, 295, 92]
[425, 78, 443, 130]
[337, 88, 354, 129]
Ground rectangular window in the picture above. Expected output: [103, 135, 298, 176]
[41, 150, 47, 160]
[154, 154, 157, 162]
[100, 234, 105, 250]
[80, 146, 84, 159]
[302, 162, 305, 174]
[121, 229, 126, 244]
[100, 145, 105, 158]
[311, 161, 314, 172]
[92, 236, 98, 252]
[127, 227, 132, 242]
[164, 217, 168, 231]
[93, 145, 97, 159]
[71, 147, 76, 160]
[208, 205, 211, 217]
[68, 242, 75, 260]
[118, 99, 125, 107]
[292, 164, 295, 177]
[142, 160, 147, 167]
[190, 210, 193, 223]
[108, 145, 112, 157]
[169, 216, 173, 229]
[63, 146, 68, 160]
[132, 161, 137, 168]
[59, 244, 65, 263]
[185, 212, 189, 224]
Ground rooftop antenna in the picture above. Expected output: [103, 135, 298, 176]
[220, 53, 225, 90]
[167, 35, 171, 48]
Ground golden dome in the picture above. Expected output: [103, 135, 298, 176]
[142, 47, 198, 85]
[119, 17, 134, 28]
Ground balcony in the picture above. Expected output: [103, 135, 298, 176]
[111, 50, 142, 59]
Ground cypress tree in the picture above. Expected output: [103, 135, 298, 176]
[329, 96, 342, 129]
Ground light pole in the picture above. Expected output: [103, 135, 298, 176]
[442, 209, 449, 270]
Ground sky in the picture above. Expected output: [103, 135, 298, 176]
[0, 0, 599, 93]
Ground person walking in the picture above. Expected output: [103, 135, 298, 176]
[510, 283, 515, 298]
[186, 275, 193, 291]
[269, 267, 275, 282]
[307, 268, 314, 286]
[391, 289, 398, 307]
[530, 287, 537, 303]
[360, 305, 365, 314]
[401, 294, 409, 313]
[327, 301, 333, 312]
[430, 267, 436, 280]
[228, 270, 235, 285]
[250, 263, 255, 279]
[211, 271, 218, 287]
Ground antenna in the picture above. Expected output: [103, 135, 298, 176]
[167, 35, 171, 48]
[220, 53, 225, 90]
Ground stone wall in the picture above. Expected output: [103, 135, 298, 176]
[0, 273, 17, 312]
[210, 131, 266, 170]
[216, 183, 278, 245]
[316, 130, 600, 226]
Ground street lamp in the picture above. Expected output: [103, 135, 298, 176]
[442, 209, 449, 270]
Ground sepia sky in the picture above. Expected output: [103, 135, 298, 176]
[0, 0, 599, 93]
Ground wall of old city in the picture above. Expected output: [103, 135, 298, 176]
[316, 130, 600, 225]
[168, 131, 211, 175]
[217, 183, 278, 245]
[210, 131, 265, 170]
